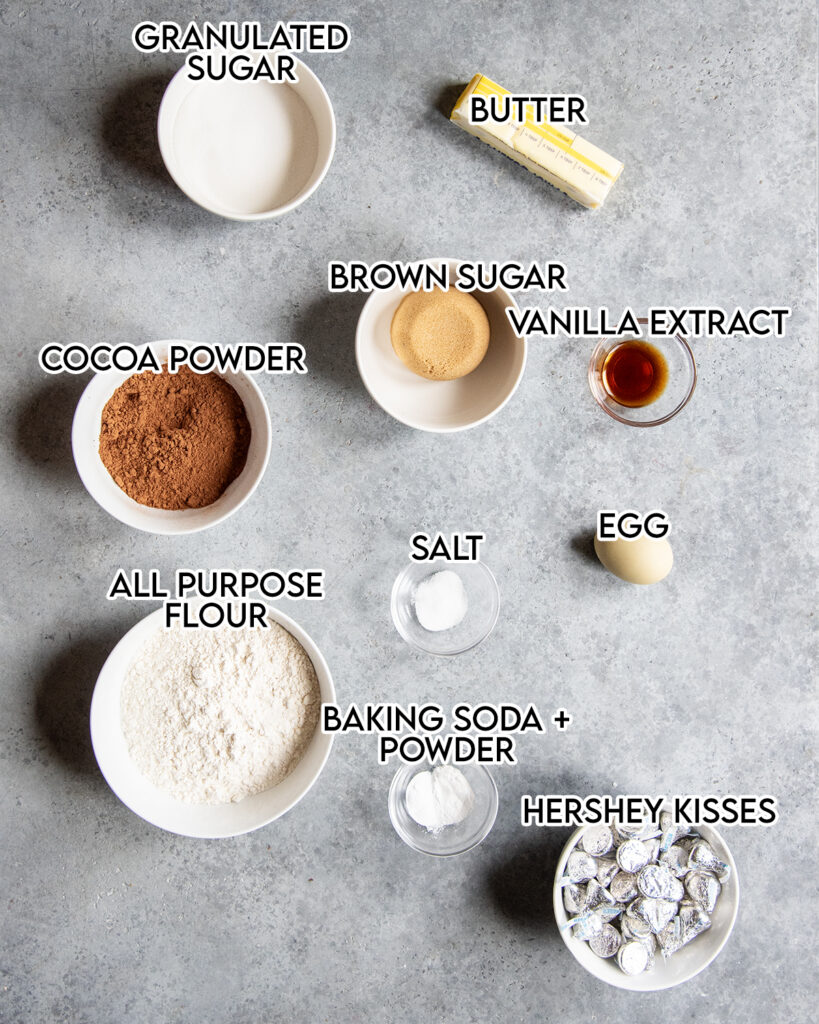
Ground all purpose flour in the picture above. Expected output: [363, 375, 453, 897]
[120, 620, 321, 804]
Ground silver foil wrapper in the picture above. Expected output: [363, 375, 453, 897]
[617, 940, 650, 976]
[563, 882, 589, 916]
[566, 849, 598, 883]
[643, 838, 661, 864]
[614, 819, 648, 841]
[566, 910, 604, 941]
[657, 903, 711, 958]
[631, 896, 678, 934]
[589, 922, 622, 959]
[582, 823, 614, 857]
[659, 811, 693, 852]
[609, 871, 639, 903]
[685, 870, 721, 913]
[596, 858, 619, 888]
[586, 879, 617, 912]
[616, 839, 650, 874]
[596, 905, 624, 923]
[688, 839, 731, 882]
[641, 934, 657, 973]
[638, 863, 685, 902]
[622, 906, 653, 939]
[660, 843, 690, 877]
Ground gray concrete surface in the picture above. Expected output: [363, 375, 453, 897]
[1, 1, 817, 1021]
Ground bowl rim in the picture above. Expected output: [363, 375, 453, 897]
[388, 763, 499, 857]
[90, 603, 336, 838]
[389, 560, 501, 657]
[355, 256, 528, 433]
[157, 55, 337, 221]
[552, 815, 740, 991]
[587, 318, 697, 428]
[71, 339, 272, 535]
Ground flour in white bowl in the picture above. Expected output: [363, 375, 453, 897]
[120, 620, 321, 804]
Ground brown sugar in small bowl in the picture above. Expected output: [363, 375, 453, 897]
[72, 340, 271, 534]
[356, 257, 527, 433]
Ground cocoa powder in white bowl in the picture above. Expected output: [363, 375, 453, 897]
[71, 340, 271, 534]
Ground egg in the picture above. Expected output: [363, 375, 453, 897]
[593, 534, 673, 585]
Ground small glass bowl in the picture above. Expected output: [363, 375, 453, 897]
[388, 764, 499, 856]
[390, 561, 500, 656]
[588, 319, 697, 427]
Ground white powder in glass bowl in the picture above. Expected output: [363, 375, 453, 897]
[120, 620, 321, 804]
[413, 570, 468, 632]
[405, 765, 475, 832]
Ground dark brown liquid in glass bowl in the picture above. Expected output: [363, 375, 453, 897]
[602, 340, 669, 408]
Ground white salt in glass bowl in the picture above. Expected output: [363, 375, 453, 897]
[553, 820, 739, 991]
[158, 56, 335, 219]
[391, 561, 500, 656]
[355, 257, 527, 432]
[388, 764, 498, 856]
[71, 340, 271, 534]
[90, 605, 335, 838]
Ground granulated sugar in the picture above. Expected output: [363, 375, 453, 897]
[120, 620, 321, 804]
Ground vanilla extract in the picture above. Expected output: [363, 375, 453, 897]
[602, 340, 668, 408]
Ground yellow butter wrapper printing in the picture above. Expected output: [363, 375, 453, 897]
[450, 74, 623, 209]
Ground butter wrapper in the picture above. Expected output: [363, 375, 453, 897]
[450, 73, 623, 209]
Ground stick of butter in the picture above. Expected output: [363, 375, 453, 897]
[450, 74, 623, 210]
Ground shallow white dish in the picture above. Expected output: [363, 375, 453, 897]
[90, 606, 335, 838]
[71, 340, 271, 535]
[158, 56, 335, 219]
[355, 257, 527, 432]
[553, 820, 739, 991]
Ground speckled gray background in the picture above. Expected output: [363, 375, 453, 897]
[1, 1, 817, 1021]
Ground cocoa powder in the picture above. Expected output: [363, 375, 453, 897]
[99, 365, 251, 510]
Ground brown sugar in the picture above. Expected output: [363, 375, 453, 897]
[390, 287, 490, 381]
[98, 365, 251, 510]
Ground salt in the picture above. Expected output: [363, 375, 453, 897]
[413, 570, 468, 632]
[405, 765, 475, 832]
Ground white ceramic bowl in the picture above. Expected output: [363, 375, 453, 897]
[355, 258, 527, 432]
[90, 606, 335, 838]
[158, 56, 336, 220]
[553, 821, 739, 990]
[72, 340, 271, 534]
